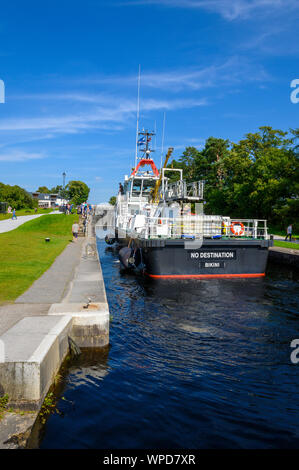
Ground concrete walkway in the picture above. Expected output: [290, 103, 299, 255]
[0, 211, 62, 234]
[0, 239, 84, 336]
[16, 238, 84, 305]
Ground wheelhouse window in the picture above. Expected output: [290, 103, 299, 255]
[142, 179, 156, 194]
[132, 179, 142, 197]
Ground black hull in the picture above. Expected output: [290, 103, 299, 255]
[137, 238, 273, 279]
[115, 229, 129, 247]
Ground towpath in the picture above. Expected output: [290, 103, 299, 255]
[0, 238, 84, 336]
[0, 211, 62, 234]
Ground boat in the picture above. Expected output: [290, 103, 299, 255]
[105, 129, 273, 279]
[113, 129, 161, 246]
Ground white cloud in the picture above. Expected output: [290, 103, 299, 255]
[122, 0, 299, 20]
[43, 56, 268, 93]
[0, 150, 44, 162]
[139, 57, 268, 90]
[15, 92, 208, 106]
[0, 97, 207, 133]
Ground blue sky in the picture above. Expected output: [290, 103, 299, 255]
[0, 0, 298, 202]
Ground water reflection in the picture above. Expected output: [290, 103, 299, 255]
[29, 347, 109, 449]
[39, 241, 299, 449]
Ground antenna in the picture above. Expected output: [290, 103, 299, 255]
[134, 65, 141, 169]
[160, 112, 166, 170]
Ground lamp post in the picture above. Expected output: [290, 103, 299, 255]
[62, 172, 66, 205]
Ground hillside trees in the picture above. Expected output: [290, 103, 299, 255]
[0, 183, 36, 209]
[170, 127, 298, 227]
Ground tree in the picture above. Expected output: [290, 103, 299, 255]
[0, 183, 36, 209]
[37, 186, 51, 194]
[50, 185, 63, 194]
[233, 127, 298, 220]
[172, 126, 298, 228]
[49, 185, 68, 200]
[167, 147, 201, 183]
[109, 196, 116, 205]
[66, 180, 90, 205]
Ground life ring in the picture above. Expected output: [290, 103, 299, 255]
[231, 221, 245, 236]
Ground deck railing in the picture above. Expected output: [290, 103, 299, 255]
[163, 180, 204, 201]
[130, 216, 269, 240]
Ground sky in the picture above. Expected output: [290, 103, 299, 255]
[0, 0, 298, 203]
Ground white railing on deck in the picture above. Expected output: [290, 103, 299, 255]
[129, 216, 269, 240]
[164, 180, 204, 201]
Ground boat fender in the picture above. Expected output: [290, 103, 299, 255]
[105, 235, 115, 245]
[119, 246, 134, 269]
[231, 221, 245, 236]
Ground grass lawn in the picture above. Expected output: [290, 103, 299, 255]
[0, 214, 78, 304]
[274, 240, 299, 250]
[0, 207, 54, 221]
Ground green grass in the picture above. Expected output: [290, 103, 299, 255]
[0, 207, 54, 221]
[269, 226, 298, 239]
[0, 214, 78, 303]
[274, 240, 299, 250]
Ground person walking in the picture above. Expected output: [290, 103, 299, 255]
[83, 217, 87, 235]
[12, 208, 17, 220]
[285, 224, 293, 241]
[72, 221, 79, 242]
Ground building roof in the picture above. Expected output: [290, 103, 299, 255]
[30, 192, 59, 200]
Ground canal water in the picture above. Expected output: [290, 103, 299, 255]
[39, 241, 299, 448]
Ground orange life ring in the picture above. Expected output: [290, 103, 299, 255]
[231, 221, 245, 236]
[158, 218, 162, 225]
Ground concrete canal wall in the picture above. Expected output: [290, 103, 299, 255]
[269, 246, 299, 269]
[0, 215, 109, 448]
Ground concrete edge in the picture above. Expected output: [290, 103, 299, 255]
[0, 217, 110, 448]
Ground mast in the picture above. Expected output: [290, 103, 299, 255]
[138, 130, 155, 160]
[160, 112, 166, 170]
[131, 129, 159, 177]
[134, 65, 141, 169]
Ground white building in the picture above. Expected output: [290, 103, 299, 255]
[31, 192, 68, 208]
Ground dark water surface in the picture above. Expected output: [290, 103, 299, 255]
[39, 241, 299, 449]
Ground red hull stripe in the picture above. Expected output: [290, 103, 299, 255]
[145, 273, 266, 279]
